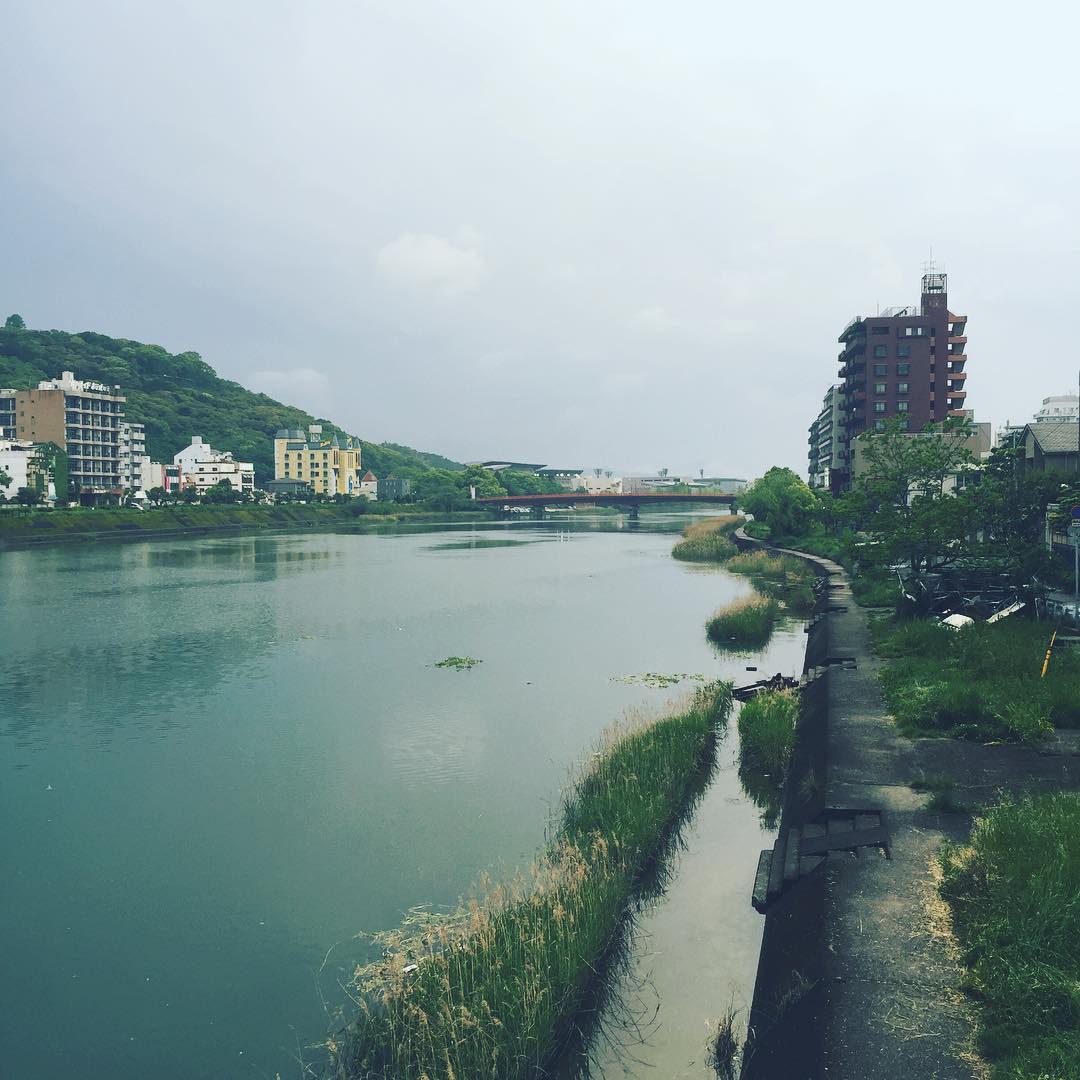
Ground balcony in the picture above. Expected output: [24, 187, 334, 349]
[838, 316, 865, 343]
[948, 335, 968, 347]
[948, 369, 967, 383]
[947, 389, 968, 401]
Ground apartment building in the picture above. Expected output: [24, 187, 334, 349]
[119, 421, 148, 491]
[273, 425, 363, 496]
[833, 272, 969, 490]
[1, 371, 124, 497]
[174, 436, 255, 496]
[808, 385, 845, 490]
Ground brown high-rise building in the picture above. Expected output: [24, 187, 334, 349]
[4, 371, 125, 496]
[832, 272, 968, 490]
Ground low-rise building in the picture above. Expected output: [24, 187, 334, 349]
[359, 470, 378, 499]
[174, 435, 255, 496]
[0, 439, 58, 501]
[1017, 422, 1080, 479]
[119, 421, 148, 492]
[273, 425, 363, 497]
[377, 475, 412, 502]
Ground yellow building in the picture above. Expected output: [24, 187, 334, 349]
[273, 425, 363, 496]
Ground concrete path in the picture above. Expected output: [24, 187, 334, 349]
[741, 548, 984, 1080]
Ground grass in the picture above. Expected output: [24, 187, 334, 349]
[706, 594, 779, 649]
[909, 773, 980, 814]
[724, 551, 818, 614]
[874, 617, 1080, 742]
[325, 682, 735, 1079]
[0, 502, 490, 541]
[671, 515, 745, 562]
[940, 794, 1080, 1078]
[737, 689, 799, 776]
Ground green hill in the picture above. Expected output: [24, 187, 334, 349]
[0, 319, 463, 483]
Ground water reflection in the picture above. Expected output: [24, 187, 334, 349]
[737, 759, 783, 831]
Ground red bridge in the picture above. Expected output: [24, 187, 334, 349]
[475, 491, 739, 515]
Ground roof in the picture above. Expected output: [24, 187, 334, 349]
[361, 470, 377, 481]
[1027, 422, 1080, 454]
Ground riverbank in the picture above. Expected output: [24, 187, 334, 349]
[738, 534, 1080, 1079]
[0, 503, 497, 548]
[326, 683, 734, 1079]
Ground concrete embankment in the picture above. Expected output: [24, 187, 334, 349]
[734, 530, 979, 1080]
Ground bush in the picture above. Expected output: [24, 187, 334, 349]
[671, 515, 745, 562]
[737, 689, 799, 775]
[941, 794, 1080, 1077]
[725, 551, 817, 614]
[705, 594, 778, 648]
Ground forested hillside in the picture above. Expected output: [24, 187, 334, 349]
[0, 318, 462, 482]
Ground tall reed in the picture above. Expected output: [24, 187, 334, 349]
[705, 594, 778, 648]
[325, 682, 734, 1079]
[723, 551, 817, 614]
[671, 516, 745, 562]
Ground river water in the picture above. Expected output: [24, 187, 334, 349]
[0, 515, 805, 1079]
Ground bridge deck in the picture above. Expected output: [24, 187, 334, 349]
[474, 492, 737, 506]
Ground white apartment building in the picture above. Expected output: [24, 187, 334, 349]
[119, 421, 148, 491]
[173, 436, 255, 495]
[0, 439, 35, 497]
[1034, 394, 1079, 422]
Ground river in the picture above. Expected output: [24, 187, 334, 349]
[0, 515, 805, 1079]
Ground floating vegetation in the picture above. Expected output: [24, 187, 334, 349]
[724, 551, 817, 614]
[705, 594, 778, 649]
[323, 682, 734, 1079]
[611, 672, 705, 689]
[435, 656, 482, 670]
[671, 515, 745, 562]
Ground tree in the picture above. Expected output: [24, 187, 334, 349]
[4, 313, 26, 330]
[15, 486, 42, 506]
[741, 467, 819, 537]
[0, 463, 10, 491]
[146, 486, 167, 507]
[846, 419, 976, 575]
[201, 480, 241, 504]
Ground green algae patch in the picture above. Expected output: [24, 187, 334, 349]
[434, 656, 482, 670]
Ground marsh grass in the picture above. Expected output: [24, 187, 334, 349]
[875, 617, 1080, 742]
[723, 551, 817, 614]
[737, 690, 799, 776]
[671, 515, 745, 562]
[325, 682, 735, 1079]
[940, 794, 1080, 1077]
[705, 594, 779, 648]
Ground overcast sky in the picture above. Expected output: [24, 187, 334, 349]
[2, 1, 1077, 478]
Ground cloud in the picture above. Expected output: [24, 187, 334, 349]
[375, 228, 486, 295]
[251, 366, 331, 411]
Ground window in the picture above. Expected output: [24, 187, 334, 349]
[897, 363, 910, 376]
[871, 326, 889, 335]
[897, 401, 909, 412]
[874, 345, 888, 357]
[902, 326, 928, 337]
[873, 363, 887, 376]
[874, 402, 887, 414]
[875, 419, 886, 431]
[897, 382, 909, 394]
[897, 344, 911, 358]
[874, 382, 886, 394]
[898, 417, 910, 430]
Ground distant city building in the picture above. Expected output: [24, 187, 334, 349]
[833, 272, 969, 491]
[1033, 394, 1079, 422]
[470, 460, 547, 472]
[359, 469, 378, 499]
[808, 385, 845, 490]
[536, 467, 586, 491]
[377, 475, 412, 502]
[273, 425, 363, 497]
[119, 421, 148, 492]
[174, 435, 255, 496]
[0, 370, 124, 500]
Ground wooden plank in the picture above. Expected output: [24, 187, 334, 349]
[752, 850, 772, 913]
[854, 813, 880, 832]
